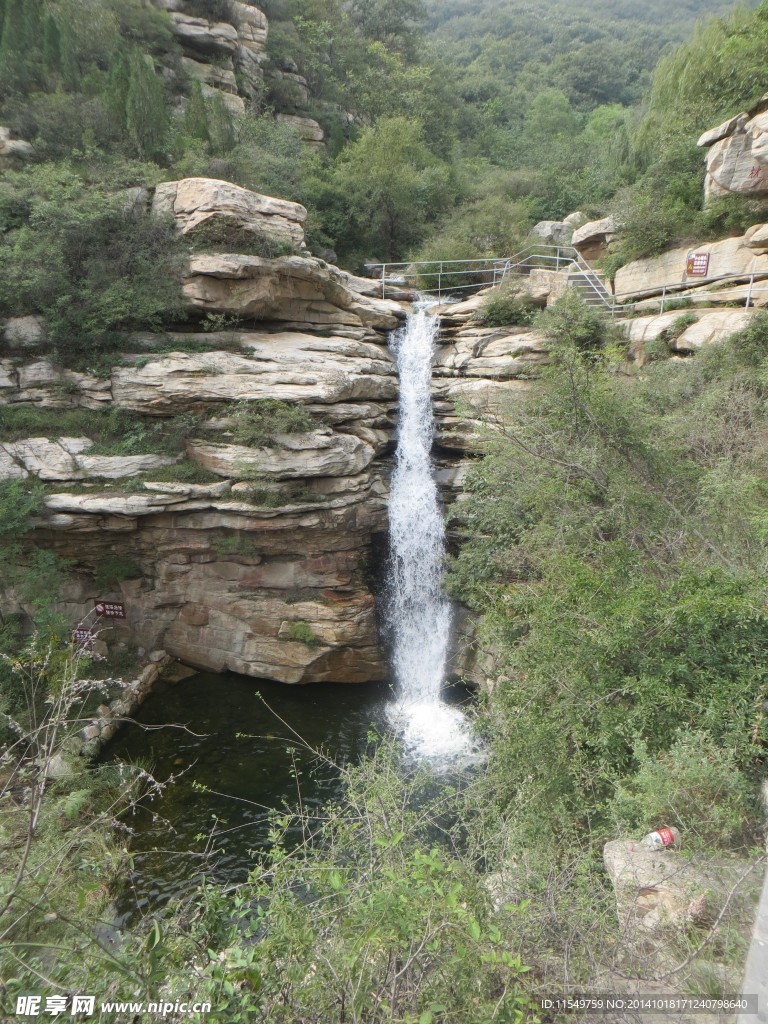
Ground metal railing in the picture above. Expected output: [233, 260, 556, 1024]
[365, 246, 768, 315]
[365, 245, 614, 306]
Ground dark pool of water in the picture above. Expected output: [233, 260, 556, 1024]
[103, 671, 473, 924]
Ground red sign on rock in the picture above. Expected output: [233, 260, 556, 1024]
[686, 252, 710, 277]
[94, 601, 126, 619]
[72, 628, 94, 650]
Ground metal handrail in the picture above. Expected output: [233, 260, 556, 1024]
[365, 246, 768, 313]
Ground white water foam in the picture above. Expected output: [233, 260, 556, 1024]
[385, 305, 475, 761]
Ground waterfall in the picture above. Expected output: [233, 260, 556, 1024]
[385, 304, 471, 757]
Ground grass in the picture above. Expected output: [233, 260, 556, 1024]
[0, 407, 202, 456]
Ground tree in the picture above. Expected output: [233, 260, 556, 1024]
[332, 116, 457, 262]
[347, 0, 425, 57]
[126, 51, 169, 161]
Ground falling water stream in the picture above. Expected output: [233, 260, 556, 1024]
[105, 303, 476, 921]
[385, 304, 474, 758]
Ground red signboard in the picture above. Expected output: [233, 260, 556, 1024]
[686, 252, 710, 277]
[72, 628, 94, 650]
[94, 601, 126, 619]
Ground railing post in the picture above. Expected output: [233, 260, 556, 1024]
[556, 246, 561, 271]
[660, 285, 666, 315]
[381, 264, 386, 300]
[746, 272, 755, 309]
[438, 262, 443, 301]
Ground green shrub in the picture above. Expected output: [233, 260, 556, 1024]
[0, 166, 185, 365]
[213, 534, 256, 557]
[729, 310, 768, 365]
[186, 219, 297, 258]
[475, 284, 540, 327]
[141, 461, 221, 484]
[229, 400, 314, 447]
[610, 732, 760, 850]
[0, 479, 46, 539]
[535, 289, 615, 353]
[285, 620, 320, 646]
[93, 554, 142, 590]
[642, 335, 672, 363]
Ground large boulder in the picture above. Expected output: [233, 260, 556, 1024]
[187, 431, 376, 480]
[275, 114, 326, 149]
[0, 126, 35, 163]
[604, 839, 759, 936]
[620, 308, 757, 362]
[571, 216, 620, 261]
[529, 220, 573, 246]
[0, 437, 178, 482]
[153, 178, 307, 249]
[167, 12, 239, 55]
[698, 105, 768, 200]
[433, 326, 548, 379]
[2, 316, 46, 350]
[181, 253, 404, 329]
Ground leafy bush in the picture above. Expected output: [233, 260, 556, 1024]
[610, 731, 760, 850]
[171, 742, 534, 1023]
[213, 534, 256, 557]
[285, 619, 320, 646]
[0, 166, 185, 364]
[229, 400, 314, 447]
[0, 479, 46, 539]
[93, 554, 142, 590]
[728, 309, 768, 365]
[476, 284, 540, 327]
[535, 289, 617, 353]
[186, 219, 297, 258]
[448, 324, 768, 849]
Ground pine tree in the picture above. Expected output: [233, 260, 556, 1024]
[42, 14, 60, 73]
[0, 0, 26, 88]
[184, 81, 210, 146]
[207, 91, 236, 154]
[0, 0, 25, 62]
[126, 51, 169, 161]
[22, 0, 42, 49]
[106, 53, 131, 128]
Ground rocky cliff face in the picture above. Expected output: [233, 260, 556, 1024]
[0, 179, 516, 687]
[151, 0, 328, 148]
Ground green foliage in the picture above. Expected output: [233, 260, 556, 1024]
[610, 731, 759, 850]
[285, 619, 320, 646]
[331, 116, 459, 261]
[0, 164, 185, 362]
[212, 534, 256, 557]
[476, 284, 540, 327]
[229, 399, 314, 447]
[125, 51, 169, 161]
[448, 318, 768, 852]
[0, 478, 45, 539]
[170, 742, 534, 1022]
[535, 290, 618, 354]
[185, 218, 296, 258]
[93, 554, 142, 590]
[139, 460, 221, 484]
